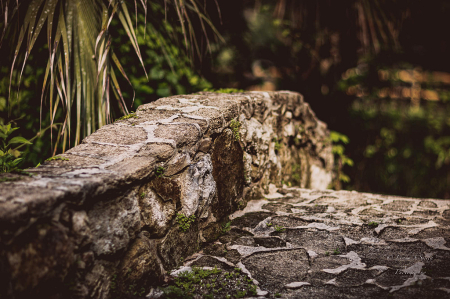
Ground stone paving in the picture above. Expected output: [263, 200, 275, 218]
[159, 187, 450, 299]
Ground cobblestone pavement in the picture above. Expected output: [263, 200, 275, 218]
[162, 188, 450, 299]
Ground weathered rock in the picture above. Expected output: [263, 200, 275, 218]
[0, 91, 333, 298]
[138, 187, 176, 238]
[211, 129, 245, 219]
[88, 189, 141, 256]
[118, 234, 163, 292]
[178, 154, 216, 218]
[158, 226, 200, 271]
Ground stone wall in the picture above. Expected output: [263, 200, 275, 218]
[0, 91, 333, 299]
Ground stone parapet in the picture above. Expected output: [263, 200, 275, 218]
[0, 91, 333, 298]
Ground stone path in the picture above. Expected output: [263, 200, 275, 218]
[155, 187, 450, 299]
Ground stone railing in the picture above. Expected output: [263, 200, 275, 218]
[0, 91, 333, 299]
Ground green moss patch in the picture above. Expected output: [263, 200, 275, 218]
[162, 266, 257, 299]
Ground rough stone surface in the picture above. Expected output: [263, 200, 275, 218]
[169, 188, 450, 298]
[0, 91, 333, 299]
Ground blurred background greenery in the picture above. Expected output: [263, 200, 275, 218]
[1, 0, 449, 199]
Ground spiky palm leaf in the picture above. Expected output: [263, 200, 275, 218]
[1, 0, 221, 153]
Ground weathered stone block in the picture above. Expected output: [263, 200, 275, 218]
[0, 91, 333, 298]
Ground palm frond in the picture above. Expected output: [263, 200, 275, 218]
[2, 0, 221, 152]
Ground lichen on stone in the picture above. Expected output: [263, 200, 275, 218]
[115, 112, 138, 122]
[229, 119, 241, 141]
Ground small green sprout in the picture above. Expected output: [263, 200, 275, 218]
[368, 221, 379, 227]
[266, 222, 273, 227]
[235, 290, 247, 298]
[275, 293, 282, 298]
[333, 248, 341, 255]
[222, 221, 231, 234]
[176, 213, 196, 232]
[325, 251, 330, 256]
[275, 225, 285, 232]
[140, 192, 146, 199]
[273, 138, 282, 151]
[155, 166, 165, 178]
[249, 285, 257, 295]
[237, 200, 246, 210]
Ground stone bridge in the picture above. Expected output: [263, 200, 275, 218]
[0, 91, 449, 299]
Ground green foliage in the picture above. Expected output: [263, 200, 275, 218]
[333, 248, 341, 255]
[230, 119, 241, 141]
[0, 123, 32, 173]
[275, 225, 285, 232]
[330, 131, 354, 189]
[0, 1, 216, 170]
[155, 166, 165, 178]
[140, 192, 146, 199]
[221, 221, 231, 234]
[339, 62, 450, 198]
[291, 163, 301, 186]
[114, 11, 213, 107]
[273, 138, 282, 151]
[368, 221, 379, 227]
[176, 213, 196, 232]
[2, 0, 219, 151]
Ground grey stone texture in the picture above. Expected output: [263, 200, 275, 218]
[0, 91, 333, 298]
[179, 187, 450, 299]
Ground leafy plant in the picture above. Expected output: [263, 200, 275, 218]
[176, 213, 196, 232]
[0, 123, 32, 173]
[330, 131, 354, 190]
[2, 0, 222, 151]
[333, 248, 341, 255]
